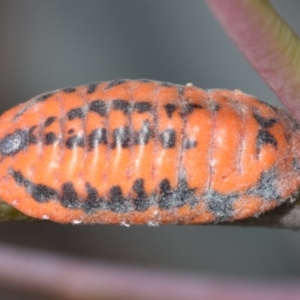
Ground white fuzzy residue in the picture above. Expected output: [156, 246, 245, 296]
[72, 219, 82, 225]
[147, 221, 159, 227]
[121, 222, 130, 227]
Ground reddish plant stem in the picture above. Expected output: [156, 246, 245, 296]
[0, 242, 299, 300]
[206, 0, 300, 121]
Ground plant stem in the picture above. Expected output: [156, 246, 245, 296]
[206, 0, 300, 122]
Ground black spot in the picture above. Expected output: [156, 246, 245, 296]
[68, 129, 75, 135]
[87, 83, 98, 94]
[108, 186, 131, 212]
[247, 168, 280, 200]
[60, 182, 82, 208]
[67, 108, 85, 120]
[133, 102, 152, 113]
[10, 169, 58, 203]
[174, 179, 197, 207]
[83, 183, 105, 213]
[134, 121, 152, 145]
[184, 140, 197, 149]
[36, 93, 53, 102]
[0, 130, 28, 155]
[66, 135, 85, 149]
[45, 132, 58, 145]
[44, 116, 56, 127]
[112, 99, 131, 114]
[28, 126, 37, 144]
[62, 87, 76, 93]
[88, 128, 108, 149]
[111, 127, 131, 149]
[158, 179, 174, 209]
[159, 129, 176, 148]
[11, 170, 24, 185]
[30, 184, 58, 203]
[164, 104, 176, 118]
[206, 191, 238, 221]
[158, 178, 197, 209]
[106, 79, 127, 90]
[253, 110, 277, 128]
[133, 179, 150, 211]
[89, 100, 108, 117]
[180, 103, 202, 117]
[256, 129, 277, 151]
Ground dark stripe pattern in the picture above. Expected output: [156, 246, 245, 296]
[10, 167, 282, 221]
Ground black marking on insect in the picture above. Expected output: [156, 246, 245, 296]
[0, 130, 29, 155]
[134, 121, 152, 145]
[253, 110, 277, 128]
[164, 104, 177, 118]
[180, 103, 203, 117]
[44, 132, 58, 145]
[89, 100, 108, 117]
[256, 129, 277, 151]
[28, 126, 38, 144]
[88, 128, 108, 150]
[133, 179, 150, 211]
[158, 179, 174, 209]
[108, 186, 132, 212]
[105, 79, 128, 90]
[184, 140, 197, 149]
[10, 170, 200, 214]
[83, 183, 105, 213]
[30, 184, 59, 203]
[66, 135, 85, 149]
[159, 129, 176, 148]
[111, 127, 131, 149]
[68, 129, 75, 135]
[36, 93, 54, 102]
[67, 108, 86, 120]
[175, 179, 198, 207]
[86, 83, 98, 94]
[247, 168, 280, 201]
[206, 191, 238, 221]
[112, 100, 131, 115]
[44, 117, 56, 127]
[157, 179, 196, 209]
[133, 102, 152, 113]
[10, 169, 58, 203]
[253, 110, 278, 154]
[61, 182, 82, 208]
[10, 169, 25, 185]
[62, 87, 77, 93]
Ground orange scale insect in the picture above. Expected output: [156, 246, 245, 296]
[0, 79, 299, 224]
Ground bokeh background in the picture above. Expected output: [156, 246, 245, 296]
[0, 0, 300, 297]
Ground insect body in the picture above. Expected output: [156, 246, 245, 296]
[0, 79, 299, 224]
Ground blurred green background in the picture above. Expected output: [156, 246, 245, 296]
[0, 0, 300, 289]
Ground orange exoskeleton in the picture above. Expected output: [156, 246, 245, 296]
[0, 79, 299, 224]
